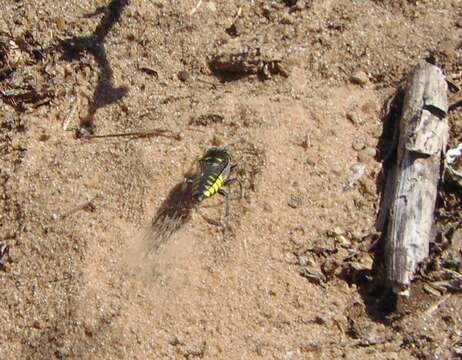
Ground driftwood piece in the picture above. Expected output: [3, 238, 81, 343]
[381, 60, 448, 296]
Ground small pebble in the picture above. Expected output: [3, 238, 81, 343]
[371, 126, 382, 139]
[298, 255, 309, 267]
[262, 202, 273, 212]
[359, 177, 375, 196]
[327, 227, 343, 237]
[350, 70, 369, 86]
[277, 57, 298, 77]
[344, 163, 366, 189]
[453, 117, 462, 130]
[288, 194, 303, 209]
[207, 2, 217, 11]
[364, 147, 376, 157]
[295, 0, 306, 10]
[226, 19, 245, 37]
[33, 320, 41, 329]
[352, 138, 366, 151]
[281, 13, 294, 25]
[313, 315, 328, 325]
[337, 235, 351, 247]
[177, 70, 190, 82]
[285, 252, 298, 264]
[261, 6, 272, 20]
[357, 147, 376, 163]
[285, 349, 300, 360]
[346, 112, 363, 125]
[38, 133, 50, 142]
[55, 17, 66, 31]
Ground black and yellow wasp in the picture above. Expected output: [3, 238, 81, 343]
[191, 147, 242, 216]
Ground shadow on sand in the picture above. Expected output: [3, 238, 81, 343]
[340, 87, 406, 323]
[143, 170, 197, 255]
[56, 0, 129, 134]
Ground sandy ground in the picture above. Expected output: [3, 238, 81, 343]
[0, 0, 461, 359]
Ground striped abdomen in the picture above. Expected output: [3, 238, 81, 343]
[192, 172, 225, 202]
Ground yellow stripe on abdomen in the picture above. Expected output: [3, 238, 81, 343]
[203, 174, 224, 198]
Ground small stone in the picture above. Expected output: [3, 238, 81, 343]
[357, 152, 368, 164]
[262, 202, 273, 212]
[261, 6, 273, 20]
[359, 253, 374, 268]
[327, 227, 343, 237]
[357, 148, 375, 163]
[352, 138, 366, 151]
[277, 57, 298, 77]
[280, 13, 294, 25]
[350, 71, 369, 86]
[38, 133, 50, 142]
[56, 17, 66, 31]
[63, 63, 73, 77]
[364, 147, 376, 158]
[454, 346, 462, 356]
[33, 320, 41, 329]
[140, 66, 158, 77]
[295, 0, 306, 10]
[313, 315, 328, 325]
[297, 255, 310, 267]
[423, 283, 442, 297]
[288, 194, 303, 209]
[446, 228, 462, 264]
[169, 335, 182, 346]
[298, 255, 317, 267]
[453, 116, 462, 130]
[83, 324, 94, 338]
[321, 259, 339, 279]
[346, 112, 363, 125]
[337, 235, 351, 247]
[371, 126, 382, 139]
[177, 70, 190, 82]
[366, 137, 377, 147]
[24, 9, 34, 23]
[359, 177, 375, 196]
[285, 349, 300, 360]
[344, 163, 366, 190]
[226, 19, 245, 37]
[207, 2, 217, 11]
[285, 252, 298, 264]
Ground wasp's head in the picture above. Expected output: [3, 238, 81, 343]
[202, 147, 232, 164]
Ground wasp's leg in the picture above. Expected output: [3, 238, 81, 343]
[218, 188, 230, 217]
[224, 178, 244, 199]
[218, 189, 231, 237]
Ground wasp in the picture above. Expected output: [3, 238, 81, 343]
[191, 147, 242, 217]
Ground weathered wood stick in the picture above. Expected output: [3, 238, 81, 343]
[383, 60, 448, 296]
